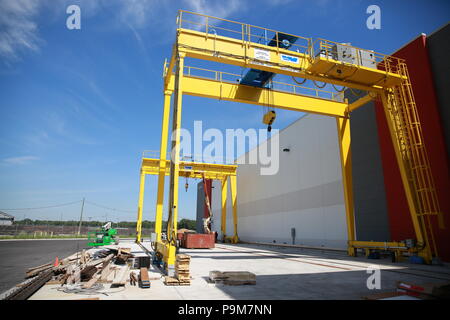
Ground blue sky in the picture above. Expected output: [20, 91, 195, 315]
[0, 0, 449, 223]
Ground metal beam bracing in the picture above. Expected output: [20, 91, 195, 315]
[346, 94, 375, 113]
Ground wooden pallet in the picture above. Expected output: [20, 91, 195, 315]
[164, 276, 190, 286]
[176, 254, 191, 261]
[174, 254, 191, 285]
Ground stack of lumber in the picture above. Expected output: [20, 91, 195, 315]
[30, 247, 134, 288]
[209, 271, 256, 285]
[175, 254, 191, 285]
[164, 254, 191, 286]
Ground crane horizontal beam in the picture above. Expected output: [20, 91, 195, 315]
[346, 94, 375, 113]
[171, 29, 405, 93]
[167, 74, 349, 118]
[142, 158, 237, 180]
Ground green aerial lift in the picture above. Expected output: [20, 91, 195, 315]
[87, 222, 119, 246]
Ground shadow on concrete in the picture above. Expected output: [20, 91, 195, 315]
[199, 269, 399, 300]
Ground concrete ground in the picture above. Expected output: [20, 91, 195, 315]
[0, 239, 89, 294]
[28, 240, 450, 300]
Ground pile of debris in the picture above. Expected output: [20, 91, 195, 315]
[49, 248, 133, 289]
[2, 246, 152, 300]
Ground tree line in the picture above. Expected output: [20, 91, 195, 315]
[14, 218, 197, 230]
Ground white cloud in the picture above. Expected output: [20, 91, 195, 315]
[0, 0, 43, 61]
[0, 0, 251, 63]
[2, 156, 40, 165]
[182, 0, 242, 19]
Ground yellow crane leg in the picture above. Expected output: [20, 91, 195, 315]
[165, 51, 186, 274]
[221, 176, 228, 242]
[380, 91, 432, 263]
[135, 170, 146, 243]
[336, 116, 356, 256]
[154, 90, 173, 242]
[230, 175, 239, 243]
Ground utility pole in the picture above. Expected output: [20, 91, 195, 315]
[60, 213, 63, 234]
[77, 198, 85, 236]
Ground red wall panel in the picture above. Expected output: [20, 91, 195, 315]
[375, 35, 450, 261]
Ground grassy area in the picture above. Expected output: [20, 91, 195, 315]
[0, 234, 87, 240]
[0, 233, 137, 240]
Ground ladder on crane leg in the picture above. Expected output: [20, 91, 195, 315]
[384, 62, 444, 261]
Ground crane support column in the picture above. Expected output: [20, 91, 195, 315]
[135, 170, 146, 242]
[221, 176, 228, 241]
[336, 116, 356, 256]
[154, 90, 173, 242]
[230, 174, 239, 243]
[165, 51, 186, 272]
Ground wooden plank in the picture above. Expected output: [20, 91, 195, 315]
[80, 265, 98, 281]
[164, 276, 190, 286]
[5, 269, 54, 300]
[363, 292, 403, 300]
[99, 261, 113, 281]
[176, 254, 191, 261]
[140, 268, 149, 282]
[80, 249, 87, 265]
[26, 265, 54, 278]
[27, 263, 52, 273]
[45, 280, 63, 285]
[84, 254, 112, 269]
[139, 267, 150, 288]
[175, 262, 190, 271]
[66, 265, 82, 285]
[112, 266, 129, 286]
[82, 271, 101, 289]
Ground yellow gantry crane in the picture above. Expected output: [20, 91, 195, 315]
[135, 10, 444, 274]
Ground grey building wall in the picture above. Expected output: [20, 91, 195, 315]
[427, 23, 450, 160]
[196, 181, 205, 233]
[345, 90, 391, 241]
[211, 113, 348, 249]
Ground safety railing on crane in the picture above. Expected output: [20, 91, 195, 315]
[142, 150, 237, 165]
[163, 61, 345, 102]
[176, 10, 404, 78]
[176, 10, 311, 55]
